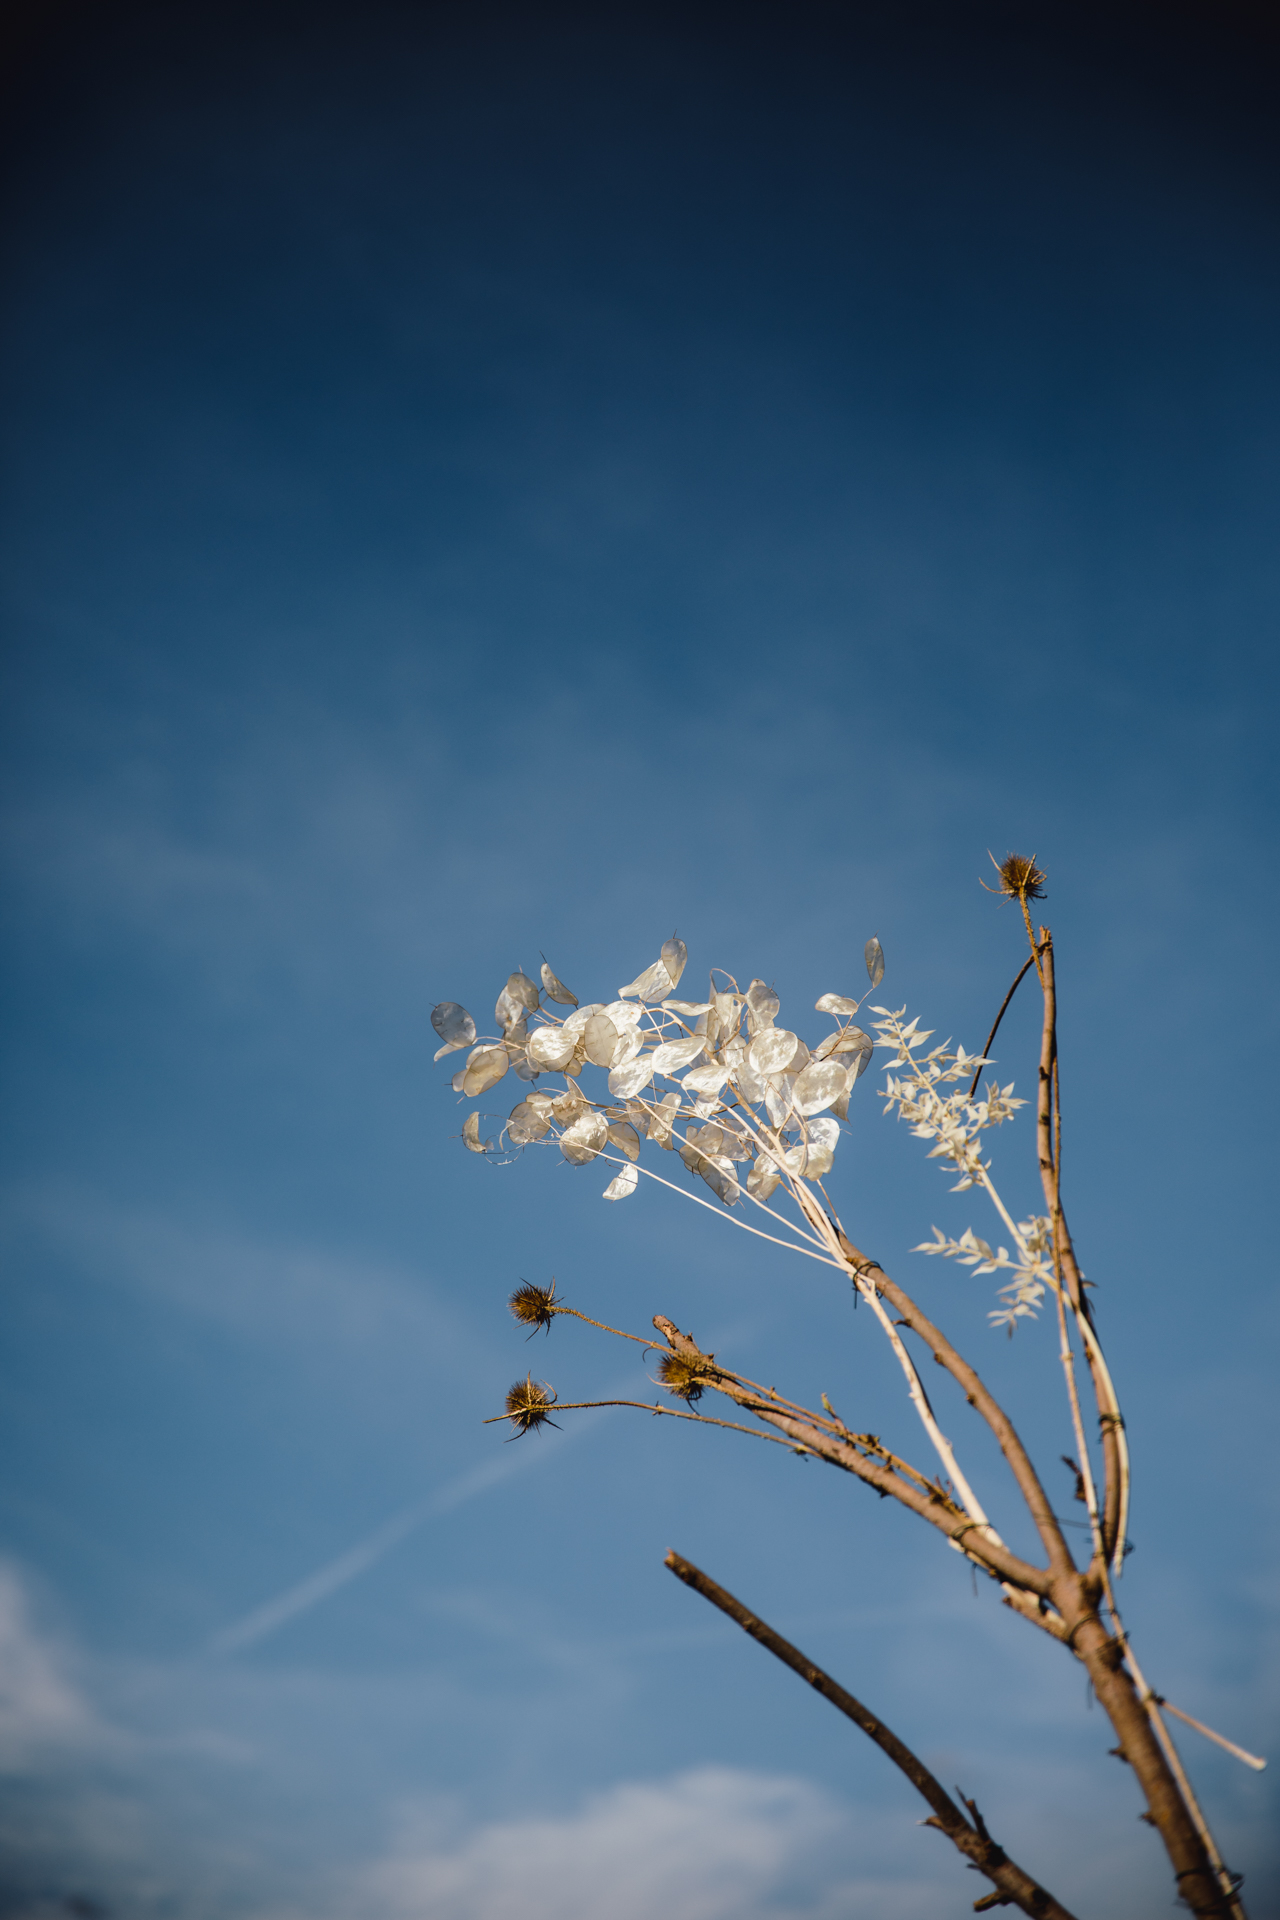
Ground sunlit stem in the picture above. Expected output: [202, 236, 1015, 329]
[591, 1149, 844, 1268]
[787, 1179, 1005, 1553]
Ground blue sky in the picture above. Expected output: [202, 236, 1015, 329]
[1, 3, 1278, 1915]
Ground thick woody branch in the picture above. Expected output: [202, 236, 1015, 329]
[652, 1316, 1051, 1596]
[665, 1552, 1079, 1920]
[828, 1235, 1078, 1583]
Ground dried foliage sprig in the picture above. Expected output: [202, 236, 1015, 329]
[435, 886, 1259, 1920]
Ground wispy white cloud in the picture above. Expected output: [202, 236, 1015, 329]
[0, 1563, 105, 1772]
[354, 1767, 935, 1920]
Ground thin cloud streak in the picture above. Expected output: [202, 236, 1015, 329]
[207, 1418, 601, 1656]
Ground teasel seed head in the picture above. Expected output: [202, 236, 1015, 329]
[504, 1374, 559, 1435]
[509, 1279, 559, 1336]
[987, 851, 1047, 903]
[657, 1349, 715, 1403]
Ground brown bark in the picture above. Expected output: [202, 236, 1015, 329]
[650, 1315, 1233, 1915]
[831, 1233, 1077, 1583]
[651, 1315, 1051, 1596]
[666, 1551, 1079, 1920]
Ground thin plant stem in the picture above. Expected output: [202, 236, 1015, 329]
[484, 1396, 818, 1451]
[968, 951, 1037, 1098]
[788, 1181, 1006, 1548]
[1156, 1702, 1266, 1774]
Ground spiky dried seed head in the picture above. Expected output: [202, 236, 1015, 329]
[657, 1349, 715, 1403]
[504, 1374, 558, 1434]
[990, 852, 1046, 902]
[509, 1279, 559, 1335]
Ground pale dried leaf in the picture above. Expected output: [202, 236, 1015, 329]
[511, 1055, 541, 1082]
[792, 1058, 850, 1117]
[865, 937, 885, 989]
[682, 1063, 730, 1097]
[552, 1087, 586, 1121]
[451, 1067, 468, 1093]
[604, 999, 645, 1028]
[619, 959, 674, 1003]
[764, 1075, 794, 1127]
[584, 1013, 623, 1068]
[716, 1124, 755, 1162]
[846, 1029, 873, 1079]
[507, 1100, 552, 1144]
[560, 1110, 609, 1165]
[527, 1026, 579, 1071]
[662, 999, 711, 1016]
[603, 1163, 639, 1201]
[747, 1157, 782, 1200]
[747, 1028, 799, 1076]
[660, 936, 688, 989]
[432, 1002, 477, 1048]
[506, 971, 541, 1011]
[608, 1056, 656, 1099]
[699, 1154, 740, 1206]
[606, 1121, 641, 1162]
[609, 1023, 645, 1067]
[462, 1112, 490, 1154]
[541, 962, 578, 1007]
[734, 1063, 765, 1105]
[815, 992, 861, 1016]
[462, 1045, 509, 1098]
[648, 1090, 681, 1147]
[745, 979, 780, 1028]
[650, 1036, 705, 1076]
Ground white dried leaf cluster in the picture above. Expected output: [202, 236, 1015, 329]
[431, 935, 881, 1215]
[914, 1219, 1055, 1328]
[871, 1005, 1022, 1191]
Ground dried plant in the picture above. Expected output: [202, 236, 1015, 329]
[433, 877, 1263, 1918]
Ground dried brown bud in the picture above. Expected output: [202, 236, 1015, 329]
[657, 1349, 715, 1403]
[509, 1280, 559, 1335]
[987, 852, 1047, 902]
[504, 1374, 559, 1434]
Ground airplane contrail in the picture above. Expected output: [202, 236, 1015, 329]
[207, 1431, 584, 1657]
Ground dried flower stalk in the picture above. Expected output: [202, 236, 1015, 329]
[435, 882, 1259, 1918]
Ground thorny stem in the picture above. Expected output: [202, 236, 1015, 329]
[484, 1397, 816, 1451]
[665, 1552, 1080, 1920]
[554, 1307, 656, 1348]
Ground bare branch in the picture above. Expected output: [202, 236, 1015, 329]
[652, 1316, 1052, 1596]
[665, 1551, 1080, 1920]
[831, 1233, 1077, 1582]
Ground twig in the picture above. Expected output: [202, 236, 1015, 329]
[968, 952, 1037, 1098]
[1155, 1700, 1266, 1773]
[664, 1552, 1079, 1920]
